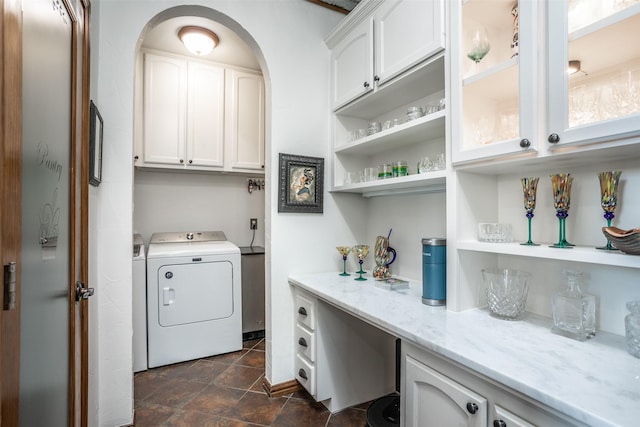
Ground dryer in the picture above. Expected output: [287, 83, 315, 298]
[146, 231, 242, 368]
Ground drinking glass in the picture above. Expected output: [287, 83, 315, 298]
[466, 28, 491, 73]
[550, 174, 574, 248]
[520, 177, 540, 246]
[336, 246, 351, 276]
[596, 171, 622, 250]
[352, 245, 369, 281]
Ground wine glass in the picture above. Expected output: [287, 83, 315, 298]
[550, 174, 574, 249]
[336, 246, 351, 276]
[597, 171, 622, 250]
[352, 245, 369, 281]
[466, 28, 491, 73]
[520, 177, 540, 246]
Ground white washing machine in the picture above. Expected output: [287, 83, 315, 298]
[146, 231, 242, 368]
[132, 234, 147, 372]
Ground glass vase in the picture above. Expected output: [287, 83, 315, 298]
[551, 270, 596, 341]
[626, 301, 640, 358]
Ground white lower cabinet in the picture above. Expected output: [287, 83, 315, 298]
[401, 342, 582, 427]
[292, 287, 396, 413]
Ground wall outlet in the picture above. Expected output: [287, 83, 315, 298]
[250, 218, 258, 230]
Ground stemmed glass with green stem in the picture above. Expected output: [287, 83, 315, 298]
[336, 246, 351, 276]
[520, 177, 540, 246]
[352, 245, 369, 281]
[550, 173, 574, 249]
[466, 28, 491, 73]
[597, 171, 622, 250]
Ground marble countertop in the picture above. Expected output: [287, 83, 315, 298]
[288, 272, 640, 427]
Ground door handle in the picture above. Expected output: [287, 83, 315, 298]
[75, 281, 94, 302]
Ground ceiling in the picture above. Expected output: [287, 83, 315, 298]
[142, 16, 261, 71]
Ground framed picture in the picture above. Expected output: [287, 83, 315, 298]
[278, 153, 324, 213]
[89, 100, 103, 187]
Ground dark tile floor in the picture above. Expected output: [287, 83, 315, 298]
[134, 338, 371, 426]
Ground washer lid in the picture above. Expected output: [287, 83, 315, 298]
[150, 231, 227, 244]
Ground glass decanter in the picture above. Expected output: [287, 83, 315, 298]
[551, 270, 596, 341]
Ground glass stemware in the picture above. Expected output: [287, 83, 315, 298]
[597, 171, 622, 250]
[550, 173, 574, 248]
[466, 28, 491, 73]
[520, 177, 540, 246]
[336, 246, 351, 276]
[352, 245, 369, 281]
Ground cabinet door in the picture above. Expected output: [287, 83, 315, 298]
[330, 17, 374, 110]
[404, 354, 487, 427]
[226, 70, 265, 171]
[187, 62, 225, 168]
[374, 0, 444, 86]
[451, 0, 538, 164]
[546, 1, 640, 149]
[143, 53, 187, 166]
[493, 405, 535, 427]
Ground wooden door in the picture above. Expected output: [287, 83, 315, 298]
[0, 0, 90, 425]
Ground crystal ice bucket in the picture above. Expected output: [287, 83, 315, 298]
[482, 268, 531, 320]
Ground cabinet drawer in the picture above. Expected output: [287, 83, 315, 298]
[295, 353, 315, 396]
[295, 324, 315, 362]
[295, 293, 316, 330]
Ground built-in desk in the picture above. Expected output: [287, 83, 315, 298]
[289, 272, 639, 427]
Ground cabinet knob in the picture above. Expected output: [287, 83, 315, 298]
[374, 75, 380, 82]
[519, 138, 531, 148]
[466, 402, 479, 414]
[298, 368, 308, 380]
[493, 420, 507, 427]
[298, 337, 308, 347]
[179, 159, 184, 163]
[548, 133, 560, 144]
[298, 307, 307, 316]
[188, 160, 193, 164]
[363, 81, 370, 88]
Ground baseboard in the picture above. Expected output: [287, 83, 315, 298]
[262, 377, 302, 397]
[243, 329, 265, 341]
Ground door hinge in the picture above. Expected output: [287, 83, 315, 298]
[4, 262, 17, 311]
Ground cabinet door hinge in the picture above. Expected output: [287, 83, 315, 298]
[3, 262, 17, 311]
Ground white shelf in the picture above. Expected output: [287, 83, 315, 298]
[457, 240, 640, 269]
[462, 56, 519, 102]
[332, 171, 446, 197]
[335, 111, 446, 156]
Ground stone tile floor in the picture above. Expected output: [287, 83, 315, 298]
[134, 338, 371, 426]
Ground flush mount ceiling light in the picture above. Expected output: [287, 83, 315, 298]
[567, 60, 581, 75]
[178, 26, 219, 56]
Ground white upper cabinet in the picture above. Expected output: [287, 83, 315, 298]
[225, 69, 265, 172]
[138, 50, 264, 174]
[187, 61, 225, 168]
[143, 53, 188, 166]
[546, 1, 640, 149]
[329, 0, 445, 111]
[451, 0, 538, 164]
[374, 0, 444, 85]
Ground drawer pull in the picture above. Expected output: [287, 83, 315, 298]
[493, 420, 507, 427]
[298, 307, 307, 316]
[298, 337, 308, 347]
[466, 402, 478, 414]
[298, 368, 308, 380]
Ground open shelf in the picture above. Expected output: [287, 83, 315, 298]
[332, 171, 446, 197]
[457, 240, 640, 269]
[335, 111, 445, 156]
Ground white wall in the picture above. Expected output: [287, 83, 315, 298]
[93, 1, 345, 425]
[133, 170, 265, 247]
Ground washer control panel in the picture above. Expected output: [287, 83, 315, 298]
[150, 231, 227, 244]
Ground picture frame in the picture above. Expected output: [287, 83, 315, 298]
[278, 153, 324, 213]
[89, 100, 103, 187]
